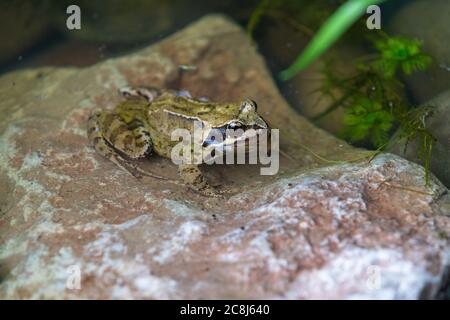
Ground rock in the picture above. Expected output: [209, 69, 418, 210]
[0, 15, 449, 299]
[0, 0, 52, 66]
[387, 90, 450, 188]
[388, 0, 450, 103]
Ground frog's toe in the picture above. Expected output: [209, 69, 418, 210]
[178, 164, 224, 198]
[198, 188, 224, 198]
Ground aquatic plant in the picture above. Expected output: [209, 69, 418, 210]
[396, 106, 436, 184]
[315, 35, 432, 136]
[316, 34, 435, 184]
[342, 97, 394, 147]
[371, 34, 433, 78]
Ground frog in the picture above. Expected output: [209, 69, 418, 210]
[87, 86, 269, 197]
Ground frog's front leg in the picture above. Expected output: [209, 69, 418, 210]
[178, 164, 221, 197]
[87, 110, 153, 178]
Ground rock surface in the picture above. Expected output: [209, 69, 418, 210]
[0, 15, 449, 299]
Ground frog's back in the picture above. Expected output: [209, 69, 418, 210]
[149, 96, 241, 127]
[146, 95, 241, 158]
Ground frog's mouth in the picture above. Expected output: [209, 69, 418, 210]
[202, 126, 270, 153]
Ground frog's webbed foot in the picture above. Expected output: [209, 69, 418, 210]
[119, 86, 160, 103]
[178, 164, 224, 198]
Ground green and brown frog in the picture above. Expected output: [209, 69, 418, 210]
[87, 87, 269, 196]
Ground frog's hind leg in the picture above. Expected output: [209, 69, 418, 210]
[178, 164, 222, 198]
[105, 120, 152, 160]
[87, 110, 168, 181]
[88, 111, 144, 178]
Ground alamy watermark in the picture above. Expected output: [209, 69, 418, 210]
[366, 5, 381, 30]
[66, 5, 81, 30]
[170, 121, 279, 176]
[66, 265, 81, 290]
[366, 265, 381, 291]
[66, 4, 382, 31]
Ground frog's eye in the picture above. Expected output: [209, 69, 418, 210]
[227, 121, 242, 130]
[240, 100, 257, 113]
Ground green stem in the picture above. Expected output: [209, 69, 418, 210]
[312, 89, 355, 122]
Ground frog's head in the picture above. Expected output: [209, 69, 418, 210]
[202, 100, 270, 155]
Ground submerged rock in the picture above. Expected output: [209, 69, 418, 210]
[52, 0, 174, 44]
[387, 90, 450, 188]
[388, 0, 450, 103]
[52, 0, 253, 45]
[0, 15, 449, 299]
[0, 0, 52, 66]
[282, 45, 366, 135]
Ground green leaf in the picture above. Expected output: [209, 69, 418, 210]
[371, 36, 432, 78]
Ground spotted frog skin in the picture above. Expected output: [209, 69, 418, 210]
[87, 87, 269, 197]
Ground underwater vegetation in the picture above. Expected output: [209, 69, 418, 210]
[248, 0, 436, 185]
[332, 33, 435, 183]
[319, 33, 433, 145]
